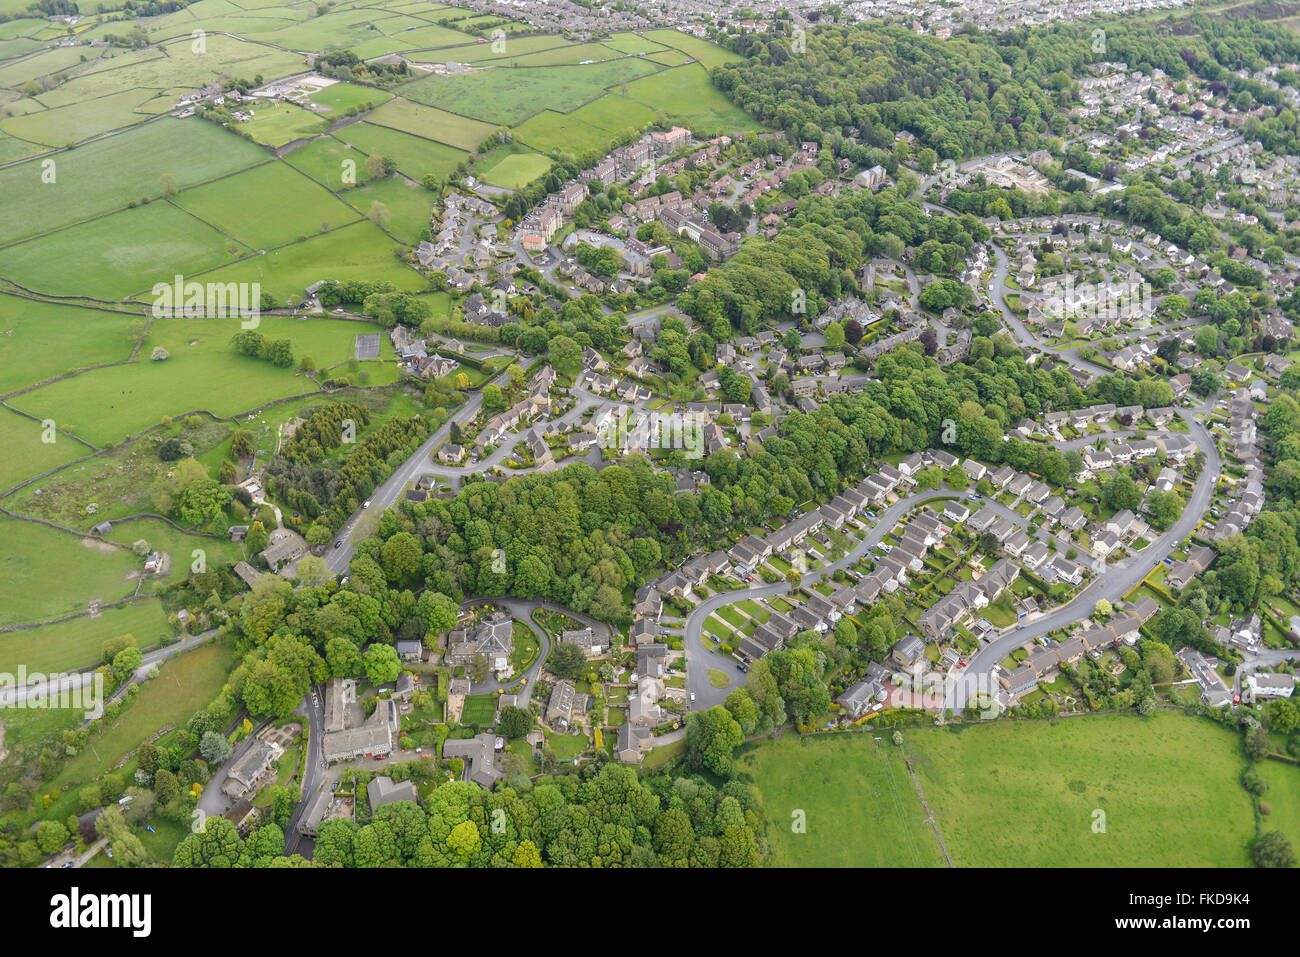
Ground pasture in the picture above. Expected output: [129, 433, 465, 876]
[173, 160, 362, 250]
[0, 200, 236, 300]
[366, 97, 496, 151]
[336, 121, 468, 181]
[746, 713, 1259, 867]
[398, 59, 661, 125]
[477, 144, 552, 189]
[0, 296, 137, 395]
[0, 598, 172, 676]
[0, 516, 142, 627]
[194, 219, 428, 301]
[0, 117, 265, 246]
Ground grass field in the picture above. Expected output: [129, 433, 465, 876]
[619, 64, 763, 134]
[0, 516, 142, 627]
[282, 135, 375, 190]
[0, 406, 86, 492]
[307, 81, 392, 114]
[338, 174, 435, 242]
[366, 97, 496, 151]
[0, 598, 172, 675]
[477, 143, 552, 189]
[335, 121, 469, 181]
[40, 638, 237, 810]
[173, 160, 362, 250]
[745, 713, 1260, 867]
[738, 730, 946, 867]
[11, 326, 323, 447]
[241, 100, 332, 147]
[641, 29, 747, 70]
[196, 218, 427, 301]
[1, 200, 236, 299]
[398, 59, 661, 125]
[0, 118, 265, 246]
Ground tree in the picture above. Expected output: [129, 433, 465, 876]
[548, 642, 586, 679]
[199, 731, 233, 766]
[1246, 725, 1272, 761]
[1254, 830, 1296, 868]
[363, 643, 401, 685]
[498, 705, 532, 739]
[35, 820, 69, 855]
[685, 705, 743, 777]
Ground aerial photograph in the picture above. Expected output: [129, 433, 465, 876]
[0, 0, 1292, 924]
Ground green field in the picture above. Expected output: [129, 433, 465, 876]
[0, 598, 172, 675]
[620, 64, 763, 134]
[241, 100, 332, 147]
[0, 406, 86, 492]
[738, 730, 945, 867]
[477, 144, 552, 189]
[335, 121, 469, 181]
[282, 135, 375, 190]
[745, 713, 1260, 867]
[10, 317, 335, 446]
[1, 200, 236, 299]
[0, 516, 142, 627]
[398, 59, 661, 125]
[641, 29, 747, 70]
[308, 81, 392, 114]
[0, 118, 265, 245]
[174, 160, 362, 249]
[196, 219, 427, 302]
[366, 97, 497, 151]
[40, 638, 237, 805]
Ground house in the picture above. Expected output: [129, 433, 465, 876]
[616, 722, 653, 764]
[441, 732, 505, 789]
[1247, 673, 1295, 700]
[395, 640, 423, 662]
[547, 679, 578, 730]
[367, 776, 418, 809]
[890, 635, 926, 672]
[447, 614, 514, 674]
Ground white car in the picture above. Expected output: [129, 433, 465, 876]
[362, 500, 371, 509]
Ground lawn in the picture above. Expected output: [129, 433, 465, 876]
[459, 693, 498, 726]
